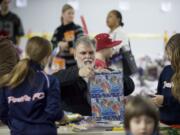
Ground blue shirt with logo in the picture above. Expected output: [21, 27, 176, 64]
[157, 65, 180, 125]
[0, 61, 63, 135]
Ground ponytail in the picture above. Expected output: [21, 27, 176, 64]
[0, 58, 30, 88]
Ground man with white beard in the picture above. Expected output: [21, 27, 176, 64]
[53, 36, 134, 115]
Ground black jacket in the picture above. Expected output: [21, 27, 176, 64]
[53, 66, 134, 116]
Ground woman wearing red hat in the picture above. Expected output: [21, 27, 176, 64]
[95, 33, 134, 96]
[95, 33, 121, 69]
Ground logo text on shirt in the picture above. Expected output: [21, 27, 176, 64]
[8, 92, 45, 104]
[163, 81, 172, 89]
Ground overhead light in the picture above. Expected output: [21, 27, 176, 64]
[67, 0, 79, 11]
[161, 0, 172, 12]
[16, 0, 27, 8]
[118, 0, 130, 11]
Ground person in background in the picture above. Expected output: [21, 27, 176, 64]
[0, 37, 67, 135]
[0, 0, 24, 46]
[125, 96, 159, 135]
[106, 10, 137, 75]
[95, 33, 121, 69]
[0, 38, 19, 77]
[151, 34, 180, 125]
[0, 37, 19, 125]
[95, 33, 134, 96]
[106, 10, 129, 53]
[51, 4, 84, 68]
[53, 36, 95, 115]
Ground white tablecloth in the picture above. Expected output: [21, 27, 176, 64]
[0, 126, 125, 135]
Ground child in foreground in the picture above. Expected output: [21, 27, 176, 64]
[0, 36, 67, 135]
[124, 96, 160, 135]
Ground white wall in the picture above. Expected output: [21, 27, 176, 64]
[9, 0, 180, 59]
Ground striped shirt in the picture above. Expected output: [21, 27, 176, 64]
[51, 22, 84, 68]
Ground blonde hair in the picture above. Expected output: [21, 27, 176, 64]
[165, 33, 180, 101]
[61, 4, 74, 23]
[62, 4, 73, 13]
[0, 36, 51, 88]
[124, 96, 159, 133]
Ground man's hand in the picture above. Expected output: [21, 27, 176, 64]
[79, 65, 94, 78]
[58, 114, 69, 125]
[58, 41, 69, 51]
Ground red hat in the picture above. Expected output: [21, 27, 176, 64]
[95, 33, 122, 51]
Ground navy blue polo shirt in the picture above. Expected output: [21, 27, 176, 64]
[0, 61, 64, 135]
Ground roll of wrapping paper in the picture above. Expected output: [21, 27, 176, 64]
[80, 16, 88, 35]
